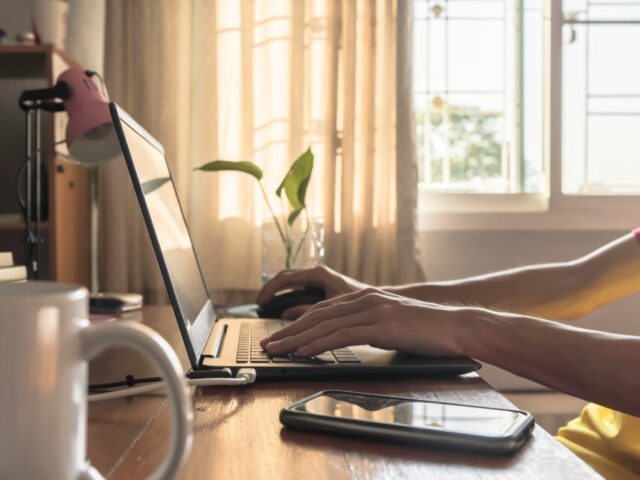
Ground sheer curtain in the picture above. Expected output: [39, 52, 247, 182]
[99, 0, 423, 303]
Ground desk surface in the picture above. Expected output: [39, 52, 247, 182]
[87, 306, 600, 479]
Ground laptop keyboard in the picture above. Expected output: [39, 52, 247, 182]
[236, 322, 360, 364]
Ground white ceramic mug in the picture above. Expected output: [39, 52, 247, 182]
[0, 282, 193, 479]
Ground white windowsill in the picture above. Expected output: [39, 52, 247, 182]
[418, 190, 640, 232]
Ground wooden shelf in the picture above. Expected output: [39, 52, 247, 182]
[0, 44, 56, 53]
[0, 44, 74, 64]
[0, 222, 50, 231]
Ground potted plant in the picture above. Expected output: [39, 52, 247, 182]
[195, 147, 323, 282]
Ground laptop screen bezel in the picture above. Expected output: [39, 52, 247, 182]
[110, 102, 216, 370]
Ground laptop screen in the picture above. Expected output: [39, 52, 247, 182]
[112, 105, 215, 366]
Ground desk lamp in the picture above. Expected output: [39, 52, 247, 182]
[19, 66, 143, 313]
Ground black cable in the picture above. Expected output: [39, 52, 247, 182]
[16, 160, 35, 275]
[85, 70, 110, 100]
[89, 368, 234, 392]
[89, 375, 162, 392]
[16, 161, 28, 220]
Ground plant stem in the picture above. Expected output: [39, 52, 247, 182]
[285, 242, 293, 269]
[279, 193, 291, 242]
[259, 182, 289, 249]
[291, 208, 312, 266]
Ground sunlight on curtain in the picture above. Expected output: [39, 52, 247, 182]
[101, 0, 423, 302]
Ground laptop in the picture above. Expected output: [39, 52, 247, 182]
[109, 103, 481, 379]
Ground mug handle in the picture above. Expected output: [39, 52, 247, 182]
[81, 321, 193, 480]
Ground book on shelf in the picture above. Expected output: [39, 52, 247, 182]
[0, 252, 14, 268]
[0, 265, 27, 283]
[0, 252, 27, 283]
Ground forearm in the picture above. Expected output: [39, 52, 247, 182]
[384, 261, 587, 320]
[385, 233, 640, 321]
[453, 307, 640, 417]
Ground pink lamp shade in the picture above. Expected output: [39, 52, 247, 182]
[57, 66, 120, 165]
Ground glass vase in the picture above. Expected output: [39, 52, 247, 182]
[261, 216, 324, 285]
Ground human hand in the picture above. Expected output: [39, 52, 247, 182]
[260, 288, 466, 358]
[256, 266, 370, 319]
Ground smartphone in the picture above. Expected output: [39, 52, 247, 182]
[280, 390, 535, 454]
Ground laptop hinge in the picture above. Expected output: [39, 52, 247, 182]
[189, 366, 233, 378]
[201, 323, 227, 359]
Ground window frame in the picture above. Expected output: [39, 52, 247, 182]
[418, 0, 640, 232]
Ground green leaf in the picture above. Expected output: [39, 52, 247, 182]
[276, 148, 313, 225]
[287, 206, 303, 226]
[194, 160, 263, 181]
[141, 177, 171, 194]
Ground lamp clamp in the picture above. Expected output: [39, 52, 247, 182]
[19, 80, 70, 111]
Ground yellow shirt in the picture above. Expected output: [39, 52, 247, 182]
[557, 404, 640, 479]
[556, 227, 640, 478]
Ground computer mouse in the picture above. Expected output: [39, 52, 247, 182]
[89, 292, 143, 314]
[256, 287, 326, 319]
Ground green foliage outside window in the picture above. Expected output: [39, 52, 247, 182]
[416, 108, 502, 186]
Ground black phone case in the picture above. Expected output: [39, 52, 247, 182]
[280, 390, 535, 455]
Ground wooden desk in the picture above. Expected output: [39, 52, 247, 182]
[88, 306, 600, 479]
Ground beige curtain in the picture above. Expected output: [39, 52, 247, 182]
[99, 0, 424, 303]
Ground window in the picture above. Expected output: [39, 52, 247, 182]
[414, 0, 544, 194]
[413, 0, 640, 220]
[562, 0, 640, 194]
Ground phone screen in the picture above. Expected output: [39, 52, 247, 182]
[291, 391, 526, 437]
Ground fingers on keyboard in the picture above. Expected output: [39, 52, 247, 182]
[238, 322, 360, 364]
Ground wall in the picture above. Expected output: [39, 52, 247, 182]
[0, 0, 30, 38]
[420, 229, 640, 391]
[0, 0, 104, 73]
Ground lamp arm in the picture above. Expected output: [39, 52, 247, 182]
[19, 81, 70, 110]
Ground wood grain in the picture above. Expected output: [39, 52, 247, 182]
[88, 306, 601, 479]
[51, 156, 90, 286]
